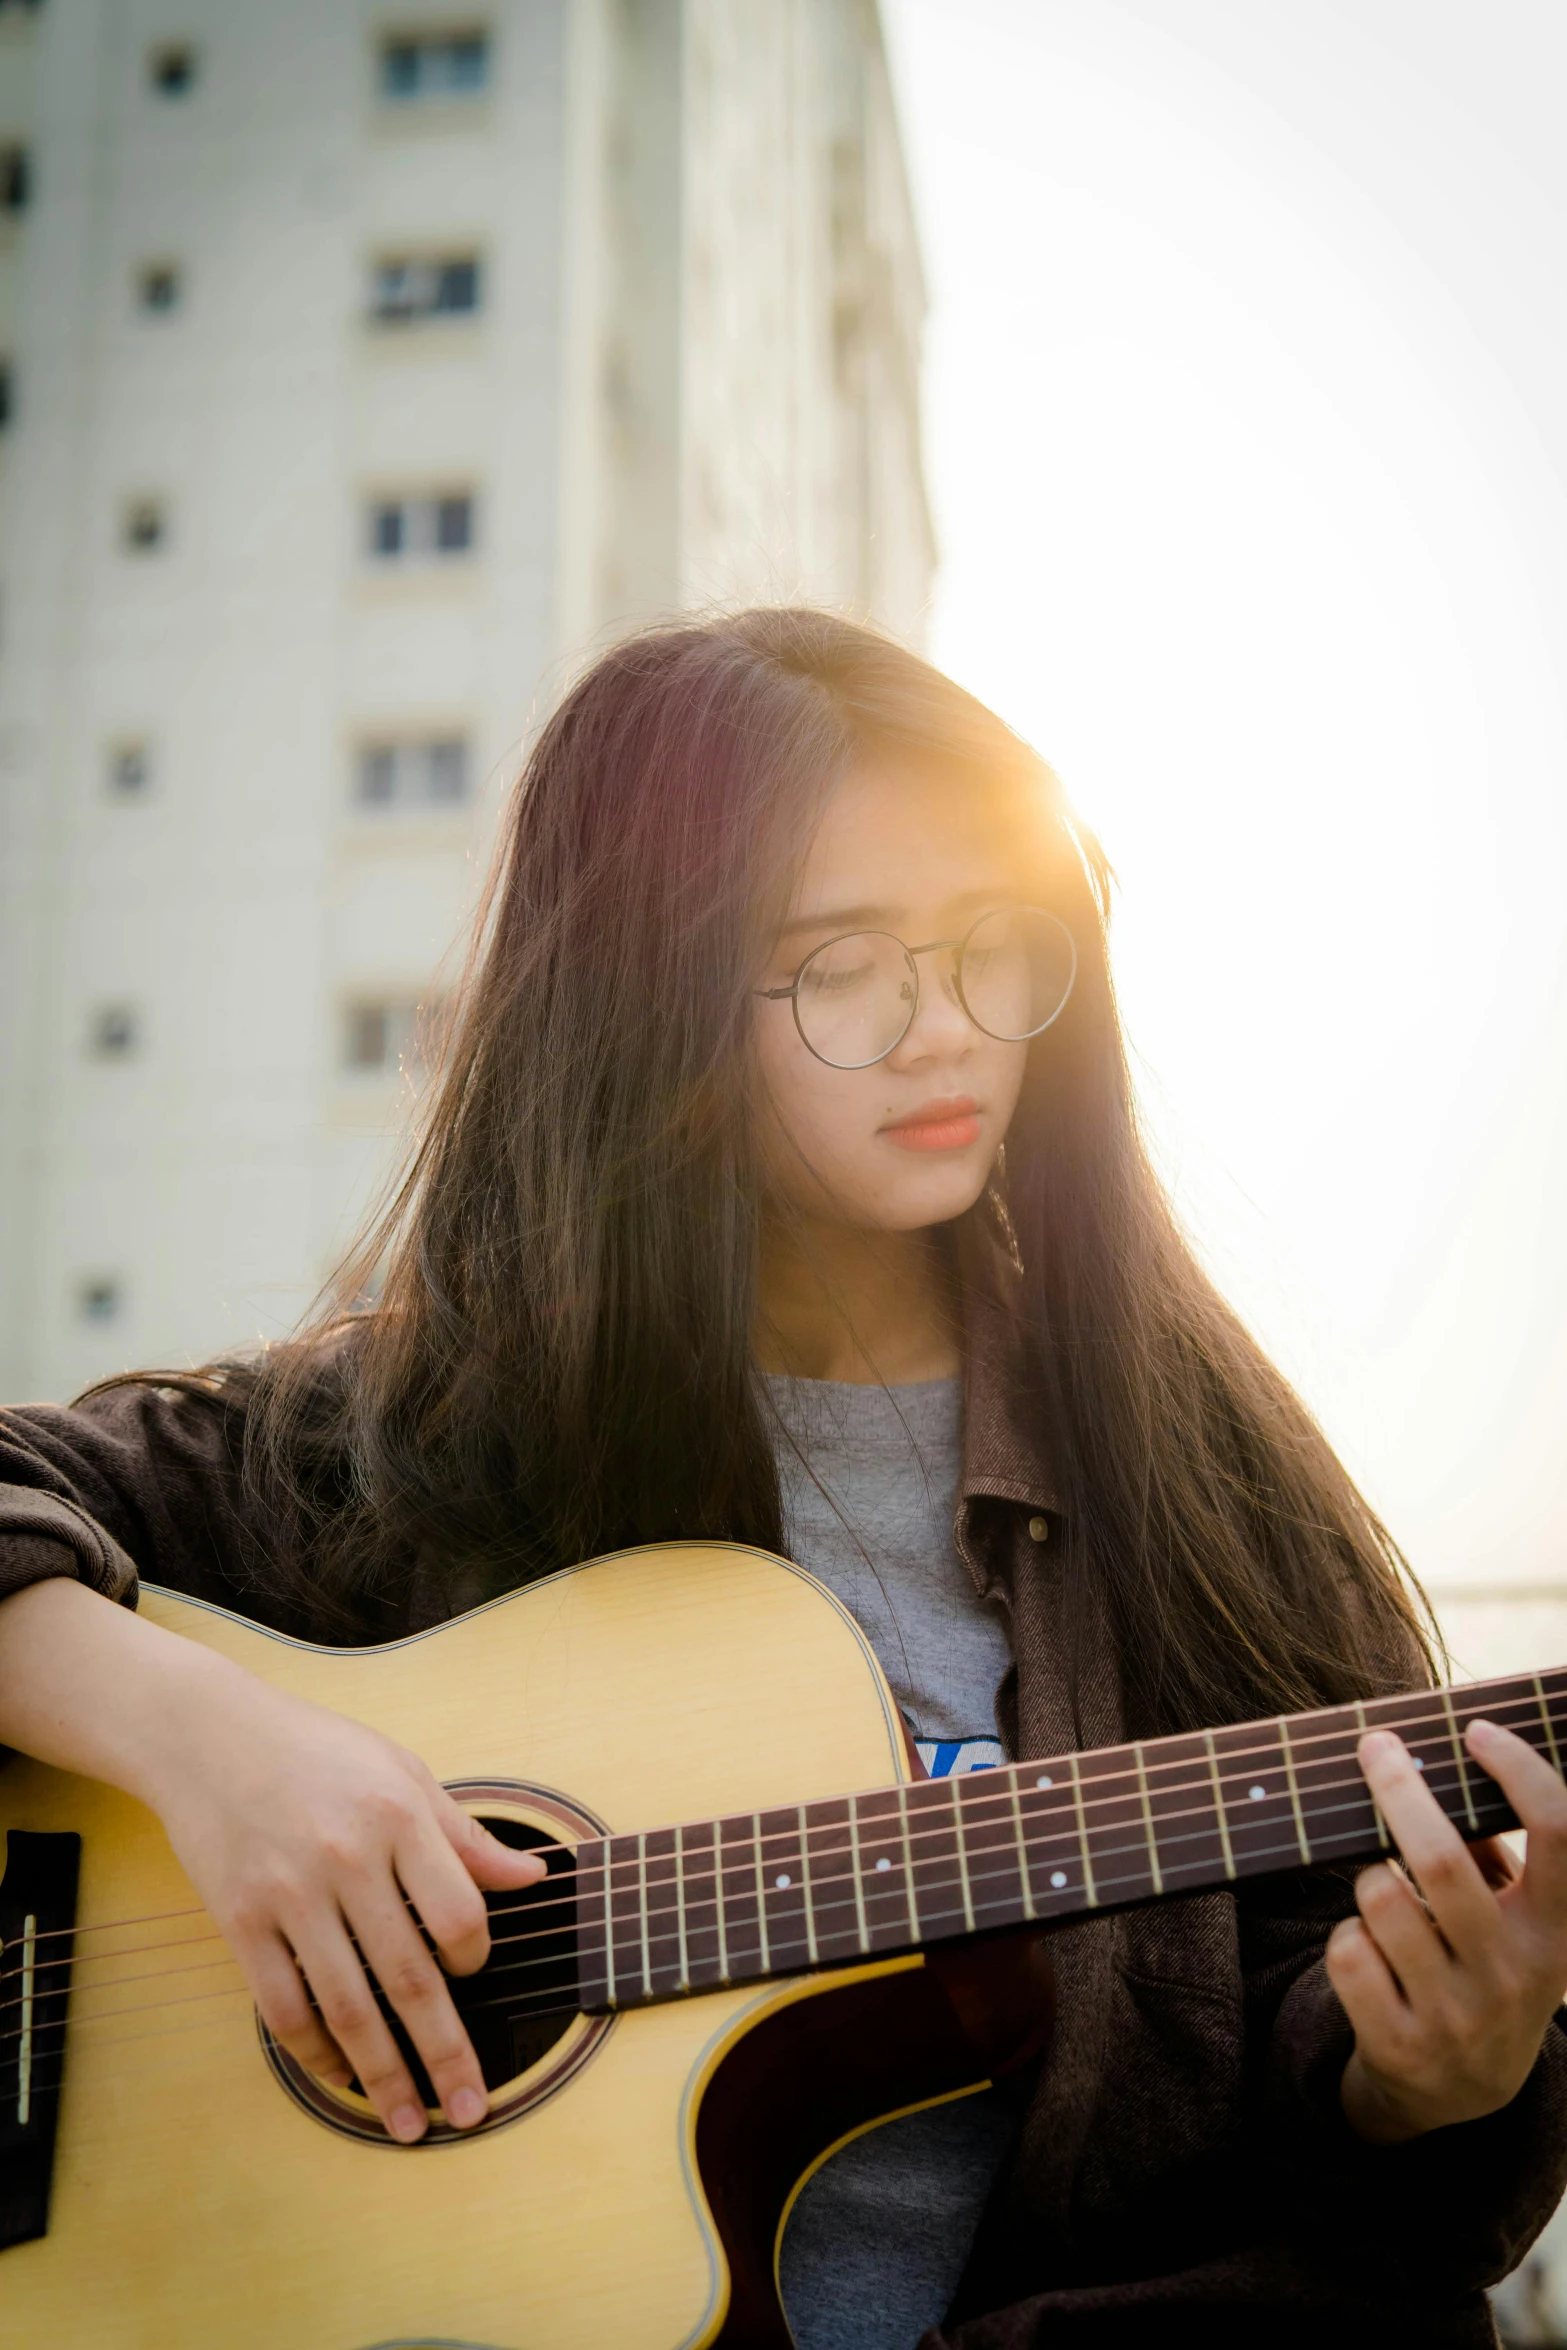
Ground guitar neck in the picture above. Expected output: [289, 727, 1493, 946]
[575, 1666, 1567, 2012]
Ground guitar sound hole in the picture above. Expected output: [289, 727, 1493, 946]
[366, 1818, 579, 2099]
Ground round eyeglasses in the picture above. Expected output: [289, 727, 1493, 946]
[754, 905, 1078, 1071]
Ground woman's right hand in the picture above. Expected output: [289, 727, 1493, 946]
[140, 1658, 546, 2141]
[0, 1577, 544, 2142]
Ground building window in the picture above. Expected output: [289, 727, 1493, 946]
[77, 1275, 124, 1324]
[380, 28, 488, 100]
[355, 736, 470, 810]
[366, 491, 474, 562]
[107, 740, 152, 796]
[121, 497, 168, 552]
[87, 1002, 140, 1059]
[0, 146, 29, 213]
[343, 995, 446, 1076]
[370, 254, 481, 325]
[149, 43, 198, 96]
[137, 262, 182, 314]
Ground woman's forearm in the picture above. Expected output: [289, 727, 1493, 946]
[0, 1574, 233, 1806]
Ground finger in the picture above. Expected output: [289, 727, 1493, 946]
[246, 1930, 352, 2086]
[1357, 1732, 1499, 1956]
[289, 1911, 435, 2142]
[343, 1884, 489, 2134]
[1325, 1913, 1408, 2037]
[1465, 1718, 1567, 1926]
[1469, 1833, 1523, 1894]
[396, 1818, 498, 1979]
[433, 1792, 548, 1891]
[1352, 1859, 1454, 2002]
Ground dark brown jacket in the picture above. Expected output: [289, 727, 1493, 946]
[1, 1344, 1563, 2348]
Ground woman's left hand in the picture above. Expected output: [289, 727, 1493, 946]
[1326, 1718, 1567, 2145]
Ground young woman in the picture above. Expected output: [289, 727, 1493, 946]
[2, 610, 1565, 2347]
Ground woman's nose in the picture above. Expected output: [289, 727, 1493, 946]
[893, 956, 971, 1058]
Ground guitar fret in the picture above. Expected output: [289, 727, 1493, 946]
[757, 1807, 810, 1972]
[674, 1826, 689, 1990]
[751, 1814, 770, 1974]
[1067, 1749, 1098, 1908]
[896, 1783, 921, 1940]
[1008, 1768, 1038, 1920]
[907, 1778, 966, 1936]
[1440, 1687, 1479, 1830]
[953, 1767, 1023, 1927]
[643, 1826, 682, 1996]
[951, 1781, 977, 1933]
[1078, 1741, 1158, 1905]
[712, 1820, 728, 1983]
[803, 1800, 863, 1961]
[847, 1796, 870, 1953]
[1353, 1701, 1390, 1847]
[1277, 1720, 1312, 1866]
[1536, 1676, 1563, 1778]
[637, 1833, 651, 1997]
[1138, 1732, 1220, 1889]
[574, 1839, 610, 2010]
[1202, 1730, 1236, 1879]
[719, 1815, 762, 1980]
[854, 1786, 917, 1950]
[1131, 1742, 1162, 1896]
[796, 1803, 819, 1963]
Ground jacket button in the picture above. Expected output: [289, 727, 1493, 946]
[1027, 1514, 1049, 1543]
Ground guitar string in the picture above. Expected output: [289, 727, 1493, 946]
[0, 1673, 1534, 2005]
[2, 1674, 1551, 1972]
[2, 1773, 1511, 2104]
[0, 1724, 1517, 2018]
[0, 1759, 1520, 2068]
[0, 1679, 1543, 2014]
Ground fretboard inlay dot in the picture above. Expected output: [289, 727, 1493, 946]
[1248, 1785, 1265, 1800]
[1050, 1869, 1067, 1888]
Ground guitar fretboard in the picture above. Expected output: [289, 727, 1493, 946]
[573, 1667, 1567, 2011]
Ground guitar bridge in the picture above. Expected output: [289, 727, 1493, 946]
[0, 1831, 80, 2250]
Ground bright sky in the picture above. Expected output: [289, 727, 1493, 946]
[882, 0, 1567, 1593]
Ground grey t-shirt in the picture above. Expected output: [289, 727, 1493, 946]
[765, 1375, 1019, 2350]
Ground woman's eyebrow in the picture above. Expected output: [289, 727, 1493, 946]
[776, 902, 898, 938]
[776, 887, 1010, 939]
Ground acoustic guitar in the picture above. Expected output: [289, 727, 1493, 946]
[0, 1541, 1556, 2347]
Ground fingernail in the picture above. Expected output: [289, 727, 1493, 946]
[449, 2086, 487, 2129]
[389, 2104, 427, 2143]
[1467, 1717, 1497, 1739]
[1360, 1731, 1398, 1759]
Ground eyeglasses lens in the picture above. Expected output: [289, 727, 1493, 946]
[959, 907, 1076, 1041]
[795, 931, 917, 1069]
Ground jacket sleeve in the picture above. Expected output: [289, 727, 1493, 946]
[0, 1380, 262, 1617]
[1243, 1861, 1567, 2304]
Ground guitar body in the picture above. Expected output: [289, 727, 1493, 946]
[0, 1544, 1049, 2348]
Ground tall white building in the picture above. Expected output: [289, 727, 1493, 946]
[0, 0, 934, 1399]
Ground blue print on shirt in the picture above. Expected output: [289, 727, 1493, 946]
[915, 1736, 1005, 1778]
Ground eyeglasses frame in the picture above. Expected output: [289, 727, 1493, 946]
[752, 903, 1078, 1071]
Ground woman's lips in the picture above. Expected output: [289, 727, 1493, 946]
[880, 1096, 983, 1152]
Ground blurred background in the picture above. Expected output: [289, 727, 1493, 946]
[2, 1, 1566, 1640]
[1, 0, 1566, 2327]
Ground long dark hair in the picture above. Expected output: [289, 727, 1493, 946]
[109, 610, 1433, 1730]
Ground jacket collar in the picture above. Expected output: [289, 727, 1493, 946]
[958, 1217, 1059, 1514]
